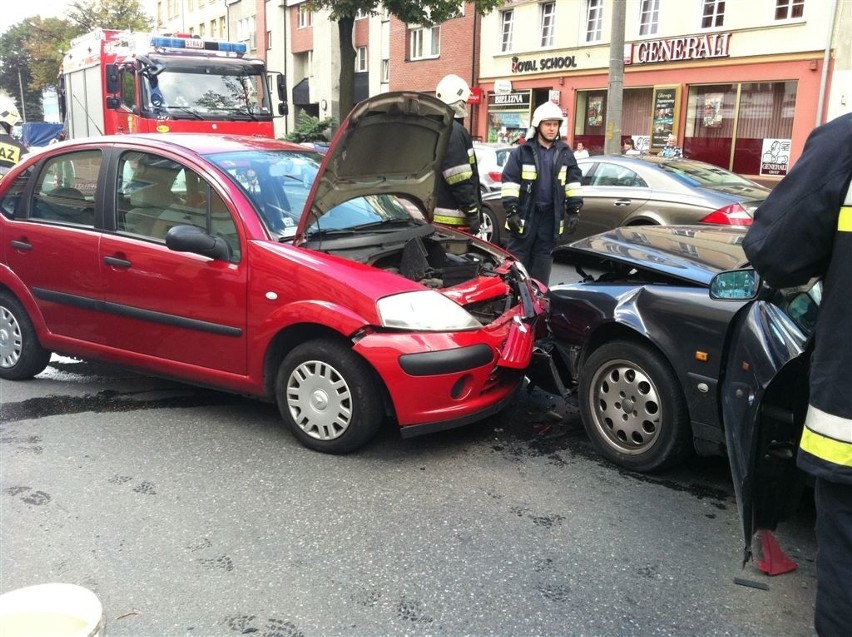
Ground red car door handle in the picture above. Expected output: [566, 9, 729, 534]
[104, 256, 131, 268]
[10, 240, 32, 251]
[614, 199, 632, 206]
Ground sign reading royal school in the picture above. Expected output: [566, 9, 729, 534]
[627, 33, 731, 65]
[511, 55, 577, 74]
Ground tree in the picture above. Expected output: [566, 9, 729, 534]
[307, 0, 502, 120]
[68, 0, 152, 34]
[0, 0, 151, 120]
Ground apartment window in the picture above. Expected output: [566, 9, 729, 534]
[267, 31, 272, 50]
[500, 10, 514, 53]
[410, 25, 440, 60]
[298, 5, 312, 28]
[355, 9, 368, 19]
[356, 47, 368, 72]
[199, 23, 206, 37]
[701, 0, 725, 28]
[382, 59, 389, 83]
[210, 20, 217, 38]
[540, 3, 555, 48]
[775, 0, 804, 19]
[220, 18, 226, 38]
[639, 0, 660, 36]
[586, 0, 603, 43]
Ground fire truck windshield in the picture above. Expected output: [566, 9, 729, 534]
[142, 58, 272, 121]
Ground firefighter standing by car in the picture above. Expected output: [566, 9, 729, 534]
[433, 74, 482, 235]
[501, 101, 583, 285]
[742, 112, 852, 636]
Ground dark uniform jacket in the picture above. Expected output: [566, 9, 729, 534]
[434, 119, 480, 226]
[501, 138, 583, 240]
[743, 113, 852, 484]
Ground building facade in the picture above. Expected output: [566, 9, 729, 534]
[477, 0, 850, 180]
[150, 0, 849, 178]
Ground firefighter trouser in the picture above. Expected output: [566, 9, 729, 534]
[506, 204, 557, 285]
[814, 477, 852, 636]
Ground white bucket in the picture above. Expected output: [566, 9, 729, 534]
[0, 583, 104, 637]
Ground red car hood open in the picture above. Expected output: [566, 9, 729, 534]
[296, 92, 453, 239]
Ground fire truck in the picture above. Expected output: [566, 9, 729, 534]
[58, 29, 287, 139]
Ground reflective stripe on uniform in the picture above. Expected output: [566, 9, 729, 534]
[557, 166, 567, 185]
[443, 163, 474, 185]
[521, 163, 537, 180]
[801, 404, 852, 468]
[434, 207, 468, 225]
[837, 183, 852, 231]
[566, 181, 581, 198]
[467, 148, 476, 164]
[502, 182, 520, 198]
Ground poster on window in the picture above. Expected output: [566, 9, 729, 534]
[702, 93, 724, 128]
[587, 96, 603, 128]
[651, 86, 678, 148]
[760, 138, 791, 176]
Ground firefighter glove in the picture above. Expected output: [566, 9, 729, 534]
[505, 208, 522, 234]
[563, 205, 581, 235]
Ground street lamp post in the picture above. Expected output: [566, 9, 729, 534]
[17, 69, 27, 123]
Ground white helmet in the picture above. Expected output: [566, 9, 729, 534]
[436, 74, 471, 118]
[531, 101, 564, 128]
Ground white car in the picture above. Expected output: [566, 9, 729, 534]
[473, 142, 512, 194]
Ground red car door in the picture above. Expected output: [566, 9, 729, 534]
[98, 151, 249, 376]
[5, 150, 106, 344]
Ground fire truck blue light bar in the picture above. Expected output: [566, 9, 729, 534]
[150, 36, 247, 54]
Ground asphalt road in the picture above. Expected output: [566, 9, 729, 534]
[1, 254, 819, 637]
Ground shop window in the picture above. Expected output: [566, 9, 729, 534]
[540, 2, 555, 48]
[701, 0, 725, 29]
[500, 10, 514, 53]
[586, 0, 603, 43]
[639, 0, 659, 36]
[775, 0, 804, 20]
[684, 82, 796, 175]
[410, 25, 440, 60]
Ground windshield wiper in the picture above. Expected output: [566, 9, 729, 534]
[168, 106, 205, 120]
[350, 219, 414, 231]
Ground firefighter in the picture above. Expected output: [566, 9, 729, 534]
[743, 112, 852, 635]
[433, 74, 482, 235]
[501, 101, 583, 285]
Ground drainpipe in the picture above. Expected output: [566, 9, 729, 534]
[816, 0, 838, 126]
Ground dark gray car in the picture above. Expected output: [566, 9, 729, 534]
[480, 155, 770, 246]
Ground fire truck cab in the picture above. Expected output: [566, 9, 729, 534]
[59, 30, 287, 139]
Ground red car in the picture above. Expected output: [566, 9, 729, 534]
[0, 92, 547, 453]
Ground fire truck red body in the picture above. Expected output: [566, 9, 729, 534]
[59, 29, 286, 139]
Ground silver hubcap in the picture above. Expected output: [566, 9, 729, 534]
[0, 306, 23, 369]
[477, 213, 493, 242]
[287, 359, 353, 441]
[589, 359, 661, 455]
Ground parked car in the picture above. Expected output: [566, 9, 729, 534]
[473, 142, 512, 194]
[477, 155, 770, 247]
[0, 92, 547, 454]
[526, 224, 815, 477]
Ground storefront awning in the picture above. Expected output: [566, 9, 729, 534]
[292, 78, 311, 105]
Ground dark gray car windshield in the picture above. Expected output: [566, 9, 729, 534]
[652, 159, 759, 188]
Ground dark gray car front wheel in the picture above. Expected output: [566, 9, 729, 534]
[0, 291, 51, 380]
[275, 339, 384, 454]
[578, 339, 691, 472]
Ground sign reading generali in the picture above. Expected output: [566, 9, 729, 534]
[626, 33, 731, 65]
